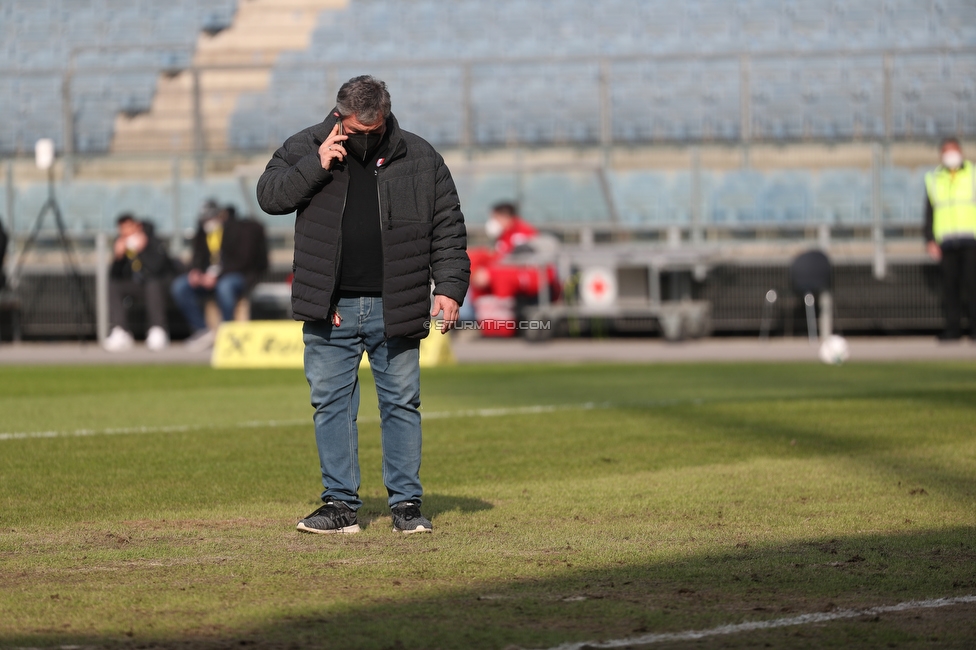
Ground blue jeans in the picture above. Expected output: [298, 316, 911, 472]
[303, 296, 423, 511]
[170, 272, 247, 332]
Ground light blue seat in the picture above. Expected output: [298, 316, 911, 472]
[522, 172, 609, 223]
[61, 182, 116, 233]
[709, 171, 765, 224]
[813, 170, 871, 224]
[610, 171, 673, 225]
[113, 182, 173, 232]
[759, 173, 812, 223]
[234, 0, 972, 148]
[610, 171, 713, 226]
[451, 172, 519, 226]
[882, 168, 924, 224]
[5, 0, 973, 156]
[2, 0, 239, 154]
[12, 184, 54, 234]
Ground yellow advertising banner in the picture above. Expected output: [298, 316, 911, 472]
[211, 321, 455, 369]
[211, 321, 305, 369]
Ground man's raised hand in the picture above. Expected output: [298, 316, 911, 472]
[318, 122, 348, 170]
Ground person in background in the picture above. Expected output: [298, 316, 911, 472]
[103, 214, 175, 352]
[0, 215, 8, 292]
[470, 202, 540, 300]
[170, 202, 269, 350]
[467, 201, 558, 335]
[484, 201, 539, 256]
[924, 138, 976, 341]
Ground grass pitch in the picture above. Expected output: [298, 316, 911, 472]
[1, 361, 975, 649]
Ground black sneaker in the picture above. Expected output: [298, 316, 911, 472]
[391, 500, 432, 534]
[296, 499, 360, 534]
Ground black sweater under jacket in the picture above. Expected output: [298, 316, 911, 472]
[338, 138, 387, 294]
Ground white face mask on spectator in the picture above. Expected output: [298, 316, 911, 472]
[485, 217, 504, 239]
[942, 150, 963, 170]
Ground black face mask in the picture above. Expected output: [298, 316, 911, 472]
[344, 131, 384, 162]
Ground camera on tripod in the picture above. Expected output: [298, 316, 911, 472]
[5, 138, 94, 340]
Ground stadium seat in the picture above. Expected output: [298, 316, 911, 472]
[521, 172, 610, 223]
[220, 0, 974, 150]
[813, 170, 871, 225]
[4, 0, 973, 156]
[61, 183, 116, 233]
[609, 170, 710, 226]
[881, 168, 921, 223]
[2, 0, 238, 154]
[448, 172, 519, 227]
[610, 171, 672, 225]
[709, 171, 765, 224]
[759, 173, 813, 223]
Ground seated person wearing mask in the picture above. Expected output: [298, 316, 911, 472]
[171, 203, 269, 349]
[103, 214, 176, 352]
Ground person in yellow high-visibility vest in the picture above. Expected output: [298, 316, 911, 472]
[925, 138, 976, 340]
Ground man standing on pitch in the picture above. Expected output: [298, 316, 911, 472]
[257, 76, 469, 534]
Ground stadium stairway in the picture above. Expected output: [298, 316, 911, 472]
[110, 0, 348, 154]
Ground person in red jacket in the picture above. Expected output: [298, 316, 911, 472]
[469, 202, 558, 335]
[487, 202, 539, 256]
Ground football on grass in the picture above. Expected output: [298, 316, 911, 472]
[818, 334, 850, 365]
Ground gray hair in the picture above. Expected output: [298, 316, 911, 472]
[335, 75, 392, 125]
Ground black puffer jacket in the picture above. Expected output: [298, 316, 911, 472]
[256, 110, 469, 339]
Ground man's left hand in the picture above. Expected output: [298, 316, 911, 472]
[430, 295, 459, 334]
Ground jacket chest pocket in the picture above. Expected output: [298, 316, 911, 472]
[381, 174, 434, 223]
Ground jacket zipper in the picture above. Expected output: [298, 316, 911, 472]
[376, 165, 389, 337]
[363, 138, 403, 335]
[330, 172, 349, 317]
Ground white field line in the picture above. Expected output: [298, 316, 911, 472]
[0, 401, 624, 442]
[541, 595, 976, 650]
[0, 423, 207, 441]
